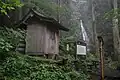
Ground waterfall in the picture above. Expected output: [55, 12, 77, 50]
[80, 20, 89, 44]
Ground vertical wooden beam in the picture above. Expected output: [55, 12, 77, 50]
[98, 36, 104, 80]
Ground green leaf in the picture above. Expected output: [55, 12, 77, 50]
[17, 4, 24, 7]
[7, 7, 15, 10]
[0, 9, 7, 15]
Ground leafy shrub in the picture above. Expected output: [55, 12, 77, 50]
[0, 38, 13, 52]
[0, 27, 25, 60]
[0, 53, 88, 80]
[0, 27, 25, 52]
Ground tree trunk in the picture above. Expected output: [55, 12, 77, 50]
[112, 0, 120, 61]
[57, 0, 60, 23]
[92, 0, 98, 53]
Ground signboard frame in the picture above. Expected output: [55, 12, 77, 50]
[76, 40, 87, 56]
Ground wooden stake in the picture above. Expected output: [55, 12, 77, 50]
[97, 36, 104, 80]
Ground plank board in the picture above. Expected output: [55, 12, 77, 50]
[26, 23, 45, 55]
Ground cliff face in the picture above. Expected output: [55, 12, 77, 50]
[61, 0, 113, 54]
[68, 0, 114, 55]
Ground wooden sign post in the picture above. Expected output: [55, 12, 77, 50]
[97, 36, 104, 80]
[76, 41, 87, 73]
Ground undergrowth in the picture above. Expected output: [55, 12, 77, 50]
[0, 52, 88, 80]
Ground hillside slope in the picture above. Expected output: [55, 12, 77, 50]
[0, 53, 88, 80]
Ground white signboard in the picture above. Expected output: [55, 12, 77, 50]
[77, 45, 86, 55]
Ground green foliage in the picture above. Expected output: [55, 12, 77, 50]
[24, 0, 72, 19]
[0, 38, 13, 52]
[0, 0, 23, 15]
[104, 8, 120, 20]
[86, 53, 99, 61]
[29, 0, 58, 16]
[59, 38, 100, 73]
[0, 27, 25, 55]
[0, 53, 88, 80]
[105, 57, 120, 69]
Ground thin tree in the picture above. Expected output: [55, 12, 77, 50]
[112, 0, 120, 61]
[91, 0, 97, 53]
[57, 0, 60, 23]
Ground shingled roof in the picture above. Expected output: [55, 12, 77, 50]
[17, 9, 69, 31]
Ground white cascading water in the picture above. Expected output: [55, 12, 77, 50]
[80, 20, 89, 44]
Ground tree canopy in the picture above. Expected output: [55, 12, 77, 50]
[0, 0, 23, 15]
